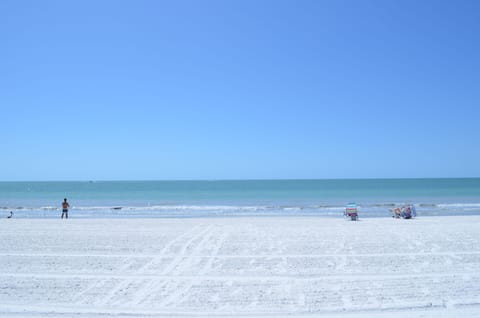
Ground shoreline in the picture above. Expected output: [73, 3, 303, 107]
[3, 213, 480, 220]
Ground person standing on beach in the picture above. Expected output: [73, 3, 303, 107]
[61, 198, 70, 219]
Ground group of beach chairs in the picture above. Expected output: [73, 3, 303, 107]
[343, 203, 416, 221]
[389, 205, 416, 219]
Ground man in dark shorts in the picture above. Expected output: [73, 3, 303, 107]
[61, 198, 70, 219]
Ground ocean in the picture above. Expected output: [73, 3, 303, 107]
[1, 179, 479, 218]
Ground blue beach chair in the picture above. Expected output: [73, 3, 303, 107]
[402, 204, 417, 219]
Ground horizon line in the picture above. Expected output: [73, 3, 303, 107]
[1, 177, 479, 182]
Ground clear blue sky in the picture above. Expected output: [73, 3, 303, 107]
[1, 0, 479, 180]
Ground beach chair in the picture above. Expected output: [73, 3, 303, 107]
[389, 207, 402, 218]
[344, 203, 358, 221]
[411, 205, 417, 218]
[402, 205, 417, 219]
[402, 206, 412, 219]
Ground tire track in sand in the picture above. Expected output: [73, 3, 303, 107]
[93, 225, 205, 307]
[155, 225, 226, 308]
[123, 225, 212, 307]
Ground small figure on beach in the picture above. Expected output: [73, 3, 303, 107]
[61, 198, 70, 219]
[7, 211, 13, 218]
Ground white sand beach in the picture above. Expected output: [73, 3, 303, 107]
[1, 216, 480, 317]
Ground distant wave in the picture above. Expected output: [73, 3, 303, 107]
[437, 203, 480, 208]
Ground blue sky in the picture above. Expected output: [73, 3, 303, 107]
[1, 0, 479, 180]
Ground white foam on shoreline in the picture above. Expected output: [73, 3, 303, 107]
[3, 202, 480, 219]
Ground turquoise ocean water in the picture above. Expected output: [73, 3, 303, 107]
[0, 179, 479, 218]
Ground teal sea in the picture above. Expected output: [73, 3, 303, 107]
[0, 179, 479, 218]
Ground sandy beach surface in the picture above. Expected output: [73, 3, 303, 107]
[1, 216, 480, 317]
